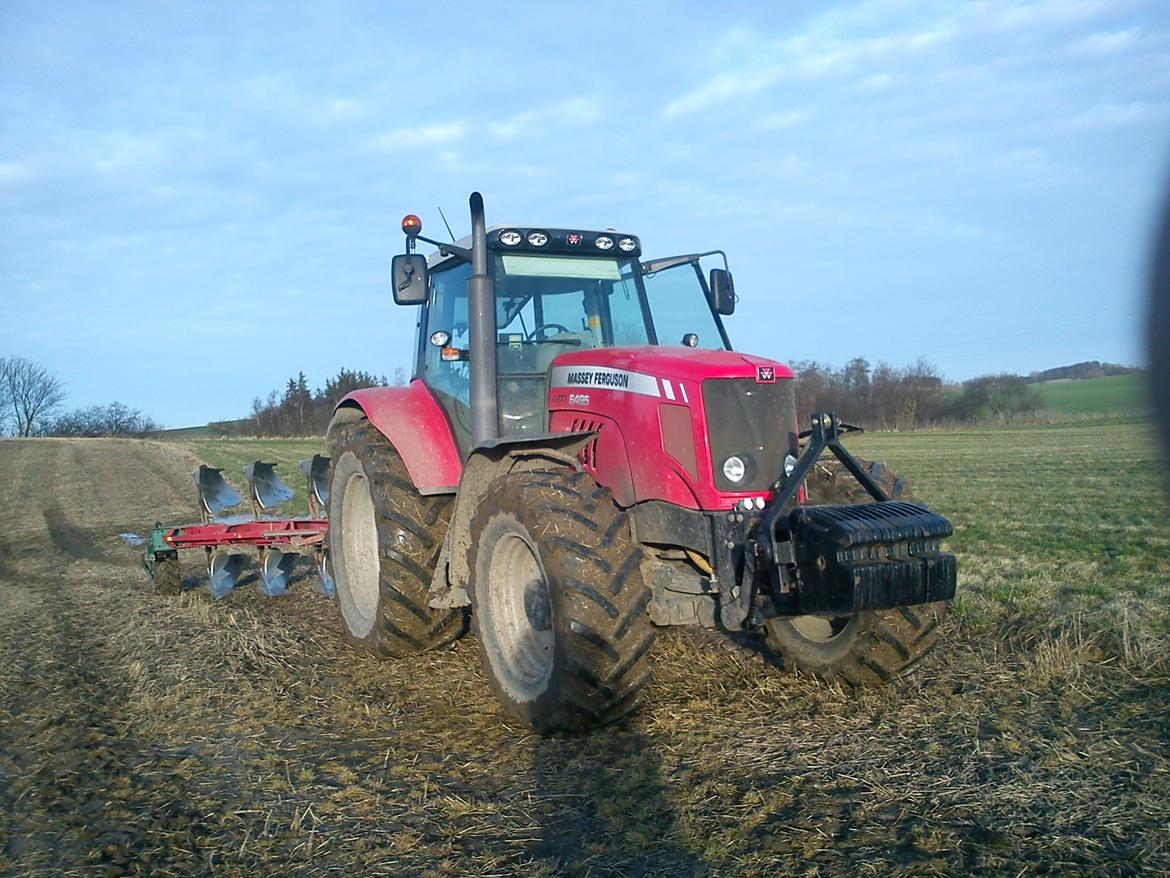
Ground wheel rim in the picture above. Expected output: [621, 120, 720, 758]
[789, 614, 854, 643]
[340, 468, 379, 636]
[483, 529, 554, 702]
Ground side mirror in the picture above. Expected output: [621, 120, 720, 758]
[391, 254, 429, 305]
[709, 268, 735, 316]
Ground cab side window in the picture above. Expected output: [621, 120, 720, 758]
[423, 263, 474, 451]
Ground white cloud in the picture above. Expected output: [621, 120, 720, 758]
[664, 70, 777, 119]
[0, 160, 38, 185]
[1066, 101, 1152, 129]
[663, 22, 958, 118]
[754, 109, 814, 131]
[89, 130, 175, 175]
[1069, 27, 1142, 56]
[488, 97, 602, 141]
[662, 0, 1127, 120]
[365, 121, 467, 153]
[315, 97, 366, 124]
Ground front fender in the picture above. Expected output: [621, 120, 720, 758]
[433, 431, 594, 608]
[330, 381, 462, 494]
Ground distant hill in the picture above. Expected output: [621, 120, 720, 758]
[1032, 373, 1148, 417]
[156, 418, 251, 439]
[1026, 361, 1143, 383]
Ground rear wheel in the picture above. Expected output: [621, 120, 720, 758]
[469, 469, 654, 733]
[764, 457, 948, 685]
[327, 419, 465, 657]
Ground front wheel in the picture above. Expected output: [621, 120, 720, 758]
[763, 602, 947, 686]
[468, 469, 654, 733]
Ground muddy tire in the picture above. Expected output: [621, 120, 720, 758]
[327, 419, 465, 657]
[765, 456, 948, 685]
[469, 469, 654, 733]
[153, 555, 181, 596]
[805, 456, 911, 505]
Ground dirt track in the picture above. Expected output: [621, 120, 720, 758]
[0, 438, 1167, 877]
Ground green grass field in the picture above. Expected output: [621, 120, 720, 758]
[851, 418, 1170, 649]
[1032, 373, 1149, 417]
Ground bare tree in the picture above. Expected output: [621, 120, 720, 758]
[45, 401, 161, 437]
[0, 357, 11, 434]
[3, 356, 66, 437]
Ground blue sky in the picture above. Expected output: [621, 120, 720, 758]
[2, 0, 1168, 427]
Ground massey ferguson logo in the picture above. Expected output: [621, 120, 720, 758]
[756, 366, 776, 383]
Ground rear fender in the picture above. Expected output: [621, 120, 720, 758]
[329, 382, 462, 494]
[431, 431, 594, 608]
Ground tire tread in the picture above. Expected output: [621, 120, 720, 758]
[469, 469, 655, 733]
[328, 420, 465, 658]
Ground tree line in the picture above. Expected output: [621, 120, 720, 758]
[1026, 360, 1140, 383]
[239, 358, 1040, 437]
[792, 357, 1042, 429]
[215, 366, 408, 437]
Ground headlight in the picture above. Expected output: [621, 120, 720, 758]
[784, 453, 798, 477]
[723, 455, 746, 483]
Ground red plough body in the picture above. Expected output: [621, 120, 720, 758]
[159, 518, 328, 551]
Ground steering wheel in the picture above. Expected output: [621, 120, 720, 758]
[526, 323, 572, 341]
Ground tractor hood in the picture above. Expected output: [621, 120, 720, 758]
[550, 346, 794, 387]
[547, 346, 799, 511]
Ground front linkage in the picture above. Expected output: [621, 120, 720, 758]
[750, 411, 956, 626]
[640, 412, 958, 632]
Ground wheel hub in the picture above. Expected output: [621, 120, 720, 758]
[790, 614, 852, 643]
[484, 528, 554, 702]
[339, 466, 379, 636]
[523, 580, 552, 631]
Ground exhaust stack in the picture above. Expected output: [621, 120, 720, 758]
[467, 191, 499, 447]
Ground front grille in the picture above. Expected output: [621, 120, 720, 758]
[702, 378, 797, 492]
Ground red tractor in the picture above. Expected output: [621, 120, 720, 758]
[326, 193, 956, 732]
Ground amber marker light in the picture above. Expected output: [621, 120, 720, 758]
[401, 214, 423, 237]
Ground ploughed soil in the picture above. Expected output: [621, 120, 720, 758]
[0, 438, 1167, 877]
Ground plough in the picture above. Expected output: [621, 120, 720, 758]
[143, 455, 334, 598]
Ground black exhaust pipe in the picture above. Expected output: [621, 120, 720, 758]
[467, 191, 499, 447]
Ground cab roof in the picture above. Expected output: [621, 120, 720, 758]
[427, 226, 642, 269]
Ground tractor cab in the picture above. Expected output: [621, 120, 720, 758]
[401, 220, 735, 455]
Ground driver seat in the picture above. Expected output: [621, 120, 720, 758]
[535, 332, 591, 373]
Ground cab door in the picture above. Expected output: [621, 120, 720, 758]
[640, 258, 732, 350]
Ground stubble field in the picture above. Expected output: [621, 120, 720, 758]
[0, 420, 1167, 877]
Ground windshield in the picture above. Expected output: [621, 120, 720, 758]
[641, 261, 728, 350]
[492, 254, 651, 375]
